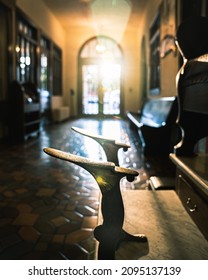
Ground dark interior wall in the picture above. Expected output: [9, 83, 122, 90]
[181, 0, 208, 19]
[0, 2, 12, 138]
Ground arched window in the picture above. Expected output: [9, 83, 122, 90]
[80, 36, 122, 59]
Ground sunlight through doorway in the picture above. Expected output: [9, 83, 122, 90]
[79, 36, 123, 116]
[82, 63, 121, 115]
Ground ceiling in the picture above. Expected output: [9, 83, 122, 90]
[42, 0, 148, 30]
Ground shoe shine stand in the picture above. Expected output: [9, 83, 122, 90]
[43, 127, 147, 260]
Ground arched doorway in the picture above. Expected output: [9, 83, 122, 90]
[78, 36, 123, 116]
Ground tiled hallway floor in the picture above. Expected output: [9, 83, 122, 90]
[0, 117, 175, 260]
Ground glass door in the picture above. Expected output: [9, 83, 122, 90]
[79, 36, 123, 116]
[82, 64, 99, 115]
[82, 62, 121, 115]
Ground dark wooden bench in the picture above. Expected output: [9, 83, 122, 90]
[127, 97, 179, 156]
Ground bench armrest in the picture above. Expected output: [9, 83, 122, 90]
[126, 111, 143, 128]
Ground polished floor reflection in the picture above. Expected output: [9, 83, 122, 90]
[0, 117, 174, 259]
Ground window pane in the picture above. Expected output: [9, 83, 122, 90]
[16, 17, 37, 83]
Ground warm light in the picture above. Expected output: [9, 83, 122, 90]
[96, 176, 111, 191]
[15, 46, 20, 52]
[96, 176, 105, 185]
[96, 43, 106, 53]
[100, 63, 121, 80]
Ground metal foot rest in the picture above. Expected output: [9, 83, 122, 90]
[71, 126, 130, 166]
[43, 147, 147, 260]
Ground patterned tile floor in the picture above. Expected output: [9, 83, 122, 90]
[0, 117, 175, 259]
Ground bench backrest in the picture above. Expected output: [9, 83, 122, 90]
[140, 97, 177, 127]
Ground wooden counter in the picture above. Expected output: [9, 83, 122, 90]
[170, 153, 208, 241]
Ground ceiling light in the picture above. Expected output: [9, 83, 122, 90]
[96, 43, 106, 53]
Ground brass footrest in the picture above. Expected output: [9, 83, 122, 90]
[43, 147, 138, 181]
[43, 147, 147, 260]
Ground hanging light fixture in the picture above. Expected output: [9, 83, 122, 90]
[96, 42, 106, 53]
[91, 0, 132, 43]
[95, 34, 106, 53]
